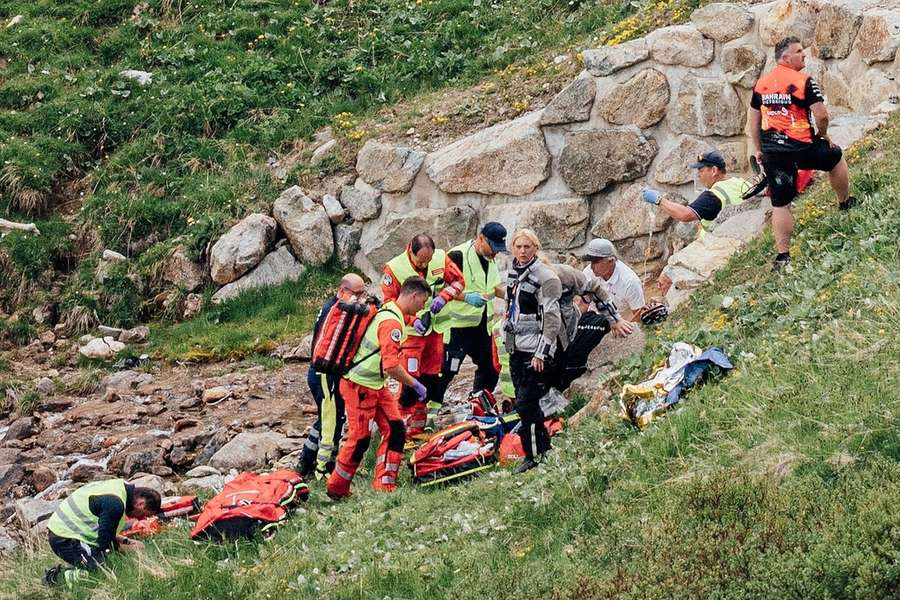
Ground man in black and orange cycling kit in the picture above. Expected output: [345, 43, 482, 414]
[747, 35, 855, 271]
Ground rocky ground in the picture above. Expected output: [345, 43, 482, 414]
[0, 328, 492, 554]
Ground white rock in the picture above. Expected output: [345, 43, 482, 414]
[582, 39, 649, 77]
[481, 198, 589, 250]
[119, 70, 153, 86]
[16, 497, 58, 529]
[209, 432, 287, 471]
[310, 139, 338, 165]
[647, 25, 714, 67]
[340, 180, 382, 222]
[690, 3, 754, 42]
[322, 194, 346, 224]
[355, 140, 426, 193]
[79, 337, 126, 359]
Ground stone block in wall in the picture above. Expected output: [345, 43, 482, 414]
[813, 2, 863, 60]
[355, 140, 425, 193]
[558, 127, 657, 195]
[358, 206, 478, 270]
[340, 179, 382, 222]
[667, 234, 742, 280]
[722, 42, 767, 89]
[272, 186, 334, 266]
[759, 0, 817, 47]
[646, 25, 714, 67]
[654, 135, 713, 185]
[821, 67, 852, 110]
[848, 69, 900, 114]
[426, 113, 550, 196]
[670, 74, 745, 137]
[334, 222, 362, 269]
[597, 69, 669, 129]
[614, 233, 667, 265]
[540, 76, 596, 126]
[855, 11, 900, 65]
[481, 198, 589, 250]
[582, 39, 649, 77]
[718, 140, 749, 175]
[690, 3, 754, 43]
[590, 183, 677, 242]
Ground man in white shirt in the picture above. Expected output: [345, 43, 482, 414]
[581, 238, 645, 322]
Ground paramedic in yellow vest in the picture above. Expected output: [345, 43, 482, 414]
[433, 222, 508, 411]
[381, 234, 465, 436]
[644, 150, 749, 295]
[326, 276, 432, 499]
[43, 480, 161, 586]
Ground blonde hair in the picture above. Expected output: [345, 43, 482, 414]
[510, 228, 551, 264]
[510, 228, 541, 250]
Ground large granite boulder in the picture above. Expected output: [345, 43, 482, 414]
[355, 140, 425, 193]
[654, 135, 711, 185]
[590, 183, 676, 242]
[540, 76, 596, 126]
[855, 11, 900, 65]
[16, 497, 58, 529]
[722, 42, 767, 89]
[582, 39, 649, 77]
[426, 113, 551, 195]
[209, 432, 287, 472]
[481, 198, 589, 250]
[848, 69, 900, 113]
[359, 206, 479, 270]
[813, 2, 863, 60]
[670, 74, 745, 137]
[667, 234, 743, 280]
[597, 69, 670, 129]
[340, 179, 382, 223]
[759, 0, 817, 47]
[212, 246, 306, 304]
[690, 3, 754, 42]
[272, 186, 333, 266]
[78, 336, 126, 359]
[558, 127, 658, 195]
[646, 25, 714, 67]
[209, 214, 277, 285]
[334, 222, 362, 269]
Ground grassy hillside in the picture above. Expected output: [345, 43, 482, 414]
[2, 114, 898, 599]
[0, 0, 706, 331]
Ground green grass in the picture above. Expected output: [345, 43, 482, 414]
[2, 114, 898, 599]
[146, 261, 342, 362]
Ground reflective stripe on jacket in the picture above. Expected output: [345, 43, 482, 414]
[345, 301, 405, 389]
[699, 177, 749, 237]
[385, 249, 447, 336]
[46, 479, 128, 545]
[436, 240, 500, 335]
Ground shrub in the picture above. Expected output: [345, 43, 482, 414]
[0, 218, 73, 278]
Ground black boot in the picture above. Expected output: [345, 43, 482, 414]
[515, 459, 538, 474]
[42, 565, 63, 586]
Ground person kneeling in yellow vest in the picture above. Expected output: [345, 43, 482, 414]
[643, 150, 749, 296]
[43, 479, 161, 587]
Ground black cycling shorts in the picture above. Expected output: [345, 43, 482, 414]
[761, 137, 843, 207]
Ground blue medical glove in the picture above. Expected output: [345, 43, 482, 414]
[464, 292, 487, 307]
[641, 189, 661, 205]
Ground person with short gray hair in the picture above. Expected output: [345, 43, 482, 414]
[581, 238, 645, 322]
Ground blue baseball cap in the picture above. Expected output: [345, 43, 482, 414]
[690, 150, 726, 169]
[480, 222, 507, 253]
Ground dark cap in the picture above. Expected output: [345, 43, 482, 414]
[690, 150, 726, 170]
[480, 222, 507, 253]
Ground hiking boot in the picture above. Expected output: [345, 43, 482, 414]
[772, 255, 792, 273]
[42, 565, 63, 587]
[514, 459, 538, 474]
[838, 196, 858, 210]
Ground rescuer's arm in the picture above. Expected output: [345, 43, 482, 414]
[380, 265, 402, 302]
[378, 320, 418, 387]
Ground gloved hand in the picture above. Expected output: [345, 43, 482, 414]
[314, 460, 328, 481]
[430, 296, 446, 314]
[641, 188, 661, 205]
[413, 318, 428, 335]
[411, 380, 428, 401]
[464, 292, 487, 307]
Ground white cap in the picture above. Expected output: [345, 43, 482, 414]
[583, 238, 617, 261]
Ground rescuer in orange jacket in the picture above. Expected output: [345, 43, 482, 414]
[381, 234, 465, 435]
[747, 35, 855, 271]
[326, 276, 432, 499]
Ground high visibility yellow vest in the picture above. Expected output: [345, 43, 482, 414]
[47, 479, 128, 545]
[699, 177, 748, 238]
[385, 249, 448, 336]
[493, 322, 515, 399]
[345, 301, 405, 390]
[435, 240, 500, 335]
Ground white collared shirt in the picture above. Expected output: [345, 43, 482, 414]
[582, 261, 644, 311]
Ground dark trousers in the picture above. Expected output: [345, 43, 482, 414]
[48, 531, 103, 569]
[555, 312, 610, 391]
[436, 319, 500, 403]
[509, 351, 553, 461]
